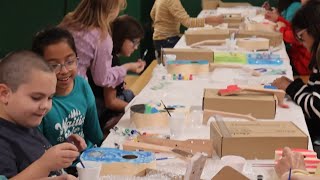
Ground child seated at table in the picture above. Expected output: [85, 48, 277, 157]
[272, 0, 320, 146]
[0, 51, 79, 178]
[264, 0, 311, 75]
[31, 27, 103, 148]
[87, 15, 144, 133]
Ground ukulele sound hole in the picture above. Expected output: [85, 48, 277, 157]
[122, 155, 138, 159]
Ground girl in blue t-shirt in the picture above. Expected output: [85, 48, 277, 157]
[32, 27, 103, 149]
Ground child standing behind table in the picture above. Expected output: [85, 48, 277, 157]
[87, 15, 144, 132]
[150, 0, 224, 55]
[59, 0, 145, 92]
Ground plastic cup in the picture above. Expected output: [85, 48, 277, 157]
[189, 110, 203, 127]
[221, 155, 246, 172]
[169, 112, 185, 138]
[76, 161, 101, 180]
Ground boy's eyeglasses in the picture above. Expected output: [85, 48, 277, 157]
[130, 39, 140, 48]
[48, 57, 78, 73]
[296, 29, 307, 42]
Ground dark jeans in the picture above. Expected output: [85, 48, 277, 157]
[96, 89, 135, 131]
[154, 36, 181, 58]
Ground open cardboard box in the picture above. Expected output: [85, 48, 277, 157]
[210, 121, 308, 159]
[162, 48, 213, 75]
[203, 89, 276, 119]
[185, 29, 230, 45]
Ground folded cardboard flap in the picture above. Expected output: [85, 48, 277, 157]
[163, 48, 214, 62]
[237, 30, 283, 47]
[211, 166, 249, 180]
[185, 29, 230, 45]
[210, 121, 308, 159]
[203, 89, 276, 119]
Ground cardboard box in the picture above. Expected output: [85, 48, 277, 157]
[166, 60, 210, 75]
[163, 48, 214, 62]
[185, 29, 230, 45]
[245, 22, 277, 33]
[237, 30, 283, 47]
[202, 0, 220, 9]
[219, 1, 252, 8]
[210, 121, 308, 159]
[223, 14, 243, 24]
[236, 37, 270, 51]
[223, 15, 243, 28]
[203, 89, 276, 119]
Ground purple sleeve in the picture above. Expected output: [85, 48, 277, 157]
[74, 29, 127, 88]
[90, 34, 127, 88]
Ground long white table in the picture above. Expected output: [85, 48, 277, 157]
[102, 7, 312, 180]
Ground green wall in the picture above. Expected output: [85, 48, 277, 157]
[0, 0, 277, 59]
[0, 0, 65, 58]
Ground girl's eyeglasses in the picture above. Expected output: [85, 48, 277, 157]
[130, 39, 140, 48]
[296, 29, 307, 42]
[48, 57, 78, 73]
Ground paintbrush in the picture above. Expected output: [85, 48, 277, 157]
[161, 100, 171, 117]
[65, 134, 86, 168]
[141, 49, 148, 61]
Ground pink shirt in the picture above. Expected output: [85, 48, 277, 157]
[71, 29, 126, 88]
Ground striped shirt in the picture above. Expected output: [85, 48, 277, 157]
[150, 0, 205, 40]
[286, 67, 320, 120]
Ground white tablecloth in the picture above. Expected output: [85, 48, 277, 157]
[101, 8, 312, 180]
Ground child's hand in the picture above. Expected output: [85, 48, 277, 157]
[39, 143, 79, 171]
[274, 147, 306, 178]
[123, 60, 146, 74]
[262, 1, 271, 10]
[265, 10, 279, 22]
[205, 15, 224, 25]
[271, 76, 292, 90]
[67, 134, 87, 152]
[39, 174, 77, 180]
[276, 21, 286, 31]
[135, 59, 146, 74]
